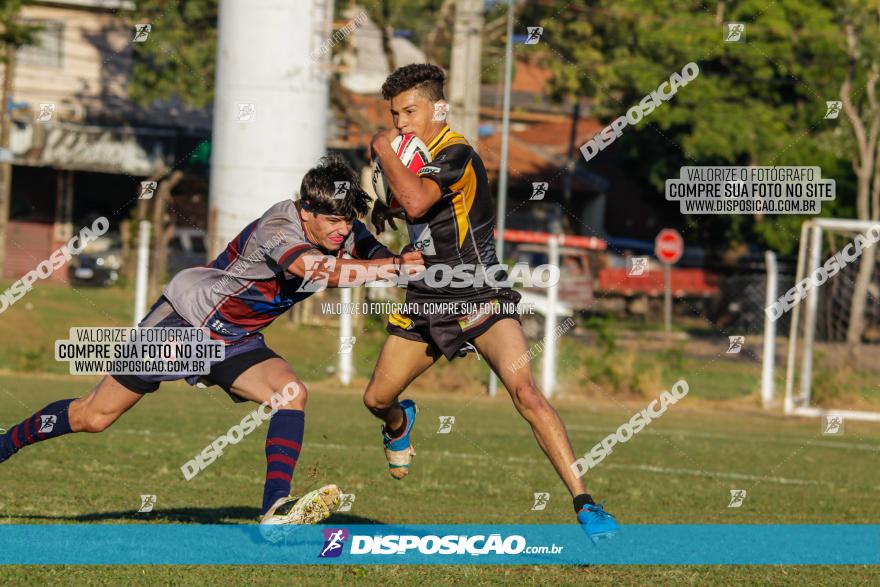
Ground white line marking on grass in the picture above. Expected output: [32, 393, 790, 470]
[602, 463, 821, 486]
[312, 442, 355, 451]
[310, 443, 823, 486]
[567, 424, 880, 452]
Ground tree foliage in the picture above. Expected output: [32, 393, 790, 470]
[126, 0, 218, 109]
[126, 0, 450, 110]
[528, 0, 874, 255]
[0, 0, 41, 61]
[121, 1, 880, 259]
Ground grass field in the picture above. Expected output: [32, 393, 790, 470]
[1, 373, 879, 584]
[0, 283, 879, 584]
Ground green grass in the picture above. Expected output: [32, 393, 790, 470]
[3, 281, 878, 404]
[1, 282, 879, 583]
[0, 373, 878, 584]
[3, 565, 877, 586]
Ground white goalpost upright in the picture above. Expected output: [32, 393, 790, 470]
[769, 217, 880, 422]
[339, 287, 353, 385]
[542, 234, 560, 398]
[760, 250, 777, 408]
[133, 220, 151, 327]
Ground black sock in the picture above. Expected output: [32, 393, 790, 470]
[384, 408, 407, 438]
[573, 493, 595, 513]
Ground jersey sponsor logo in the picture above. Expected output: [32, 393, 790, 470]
[457, 299, 500, 332]
[210, 320, 235, 336]
[407, 223, 436, 256]
[388, 313, 414, 330]
[418, 166, 442, 175]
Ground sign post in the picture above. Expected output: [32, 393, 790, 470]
[655, 229, 684, 342]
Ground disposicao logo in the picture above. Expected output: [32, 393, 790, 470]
[319, 528, 348, 558]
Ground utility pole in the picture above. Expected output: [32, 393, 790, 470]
[448, 0, 483, 146]
[494, 0, 513, 259]
[0, 49, 16, 279]
[558, 101, 580, 234]
[488, 0, 514, 398]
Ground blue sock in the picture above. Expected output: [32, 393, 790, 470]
[261, 409, 305, 515]
[0, 399, 75, 463]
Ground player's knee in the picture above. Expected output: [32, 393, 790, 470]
[273, 380, 307, 409]
[512, 382, 546, 414]
[363, 388, 393, 413]
[80, 409, 117, 433]
[68, 397, 117, 433]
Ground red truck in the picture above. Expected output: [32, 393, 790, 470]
[501, 230, 719, 318]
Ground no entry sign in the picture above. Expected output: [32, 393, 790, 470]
[655, 229, 683, 264]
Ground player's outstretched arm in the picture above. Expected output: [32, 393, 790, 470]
[286, 250, 424, 288]
[371, 130, 441, 218]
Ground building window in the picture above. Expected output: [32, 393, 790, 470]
[18, 20, 64, 69]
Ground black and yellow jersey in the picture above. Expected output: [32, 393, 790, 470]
[406, 124, 502, 301]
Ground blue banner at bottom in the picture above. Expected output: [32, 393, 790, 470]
[0, 524, 877, 565]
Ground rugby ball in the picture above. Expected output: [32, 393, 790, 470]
[371, 134, 432, 212]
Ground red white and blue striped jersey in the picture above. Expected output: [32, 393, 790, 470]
[163, 199, 388, 342]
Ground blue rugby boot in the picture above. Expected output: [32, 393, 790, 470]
[578, 502, 619, 544]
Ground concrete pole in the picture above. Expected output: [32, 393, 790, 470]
[209, 0, 333, 256]
[448, 0, 484, 146]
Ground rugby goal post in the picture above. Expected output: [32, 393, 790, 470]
[775, 218, 880, 422]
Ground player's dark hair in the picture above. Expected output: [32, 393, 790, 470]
[299, 155, 370, 221]
[381, 63, 446, 101]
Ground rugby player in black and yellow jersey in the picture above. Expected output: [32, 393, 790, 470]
[363, 64, 618, 541]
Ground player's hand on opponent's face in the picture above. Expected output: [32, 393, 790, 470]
[371, 199, 404, 234]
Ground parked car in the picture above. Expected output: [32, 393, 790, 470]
[68, 232, 123, 287]
[167, 227, 208, 275]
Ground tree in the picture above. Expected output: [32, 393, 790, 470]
[126, 0, 449, 111]
[0, 0, 40, 278]
[530, 0, 880, 339]
[531, 1, 859, 249]
[126, 0, 218, 109]
[837, 0, 880, 342]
